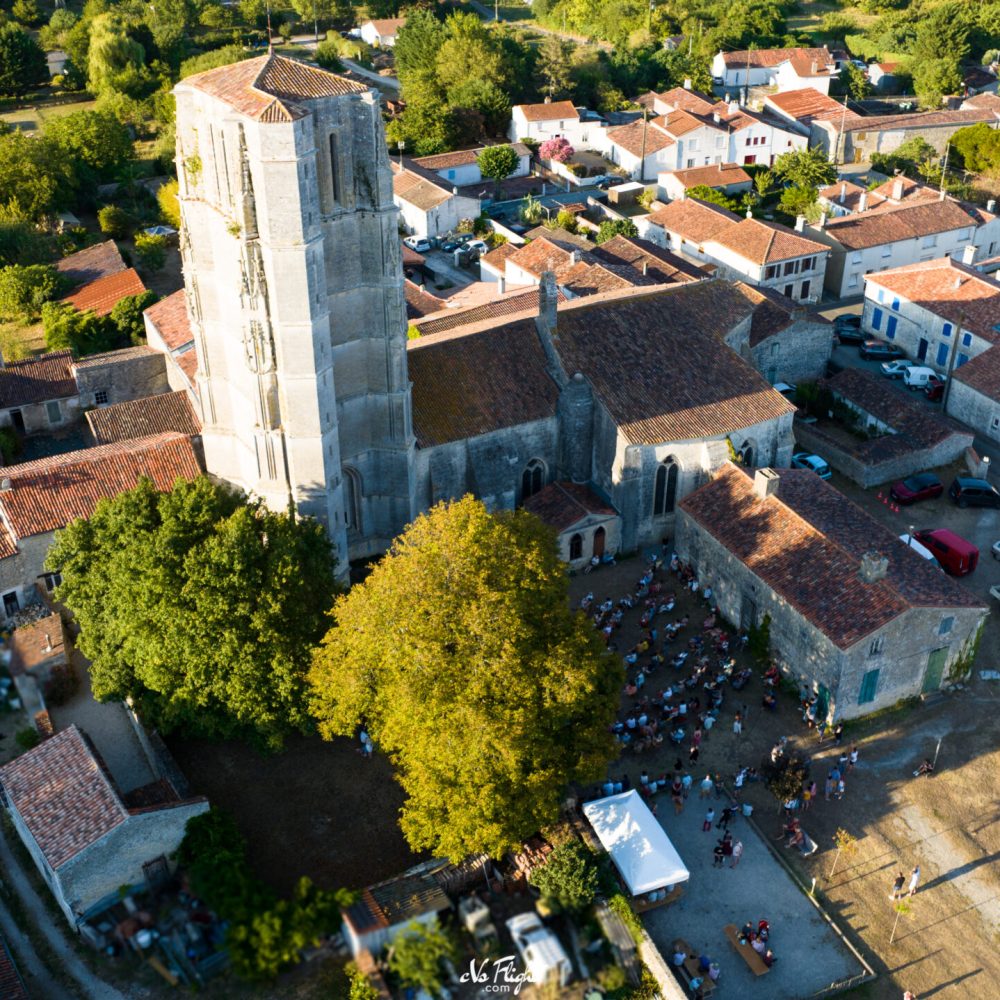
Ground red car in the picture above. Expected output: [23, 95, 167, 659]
[890, 472, 943, 505]
[924, 374, 946, 401]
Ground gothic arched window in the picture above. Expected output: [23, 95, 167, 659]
[522, 458, 545, 500]
[344, 467, 362, 532]
[653, 457, 679, 516]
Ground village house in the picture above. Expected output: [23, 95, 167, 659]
[818, 180, 870, 218]
[0, 725, 208, 926]
[710, 46, 842, 93]
[657, 162, 752, 202]
[867, 62, 900, 93]
[763, 88, 857, 143]
[142, 290, 199, 398]
[412, 143, 531, 189]
[86, 390, 202, 447]
[740, 287, 834, 384]
[523, 481, 620, 570]
[0, 433, 201, 621]
[509, 100, 601, 148]
[677, 464, 988, 720]
[948, 345, 1000, 445]
[808, 196, 1000, 298]
[356, 17, 405, 47]
[391, 161, 481, 239]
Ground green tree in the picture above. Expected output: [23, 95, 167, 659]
[687, 185, 739, 212]
[951, 122, 1000, 174]
[394, 9, 447, 91]
[839, 63, 872, 100]
[157, 178, 181, 228]
[773, 147, 836, 188]
[754, 169, 774, 198]
[45, 111, 135, 183]
[47, 476, 340, 748]
[87, 12, 147, 96]
[290, 0, 338, 39]
[0, 24, 48, 98]
[778, 183, 820, 220]
[347, 963, 379, 1000]
[110, 289, 158, 344]
[529, 841, 600, 913]
[537, 35, 573, 98]
[0, 211, 53, 267]
[12, 0, 43, 28]
[133, 232, 167, 272]
[913, 58, 963, 108]
[42, 301, 118, 354]
[0, 264, 66, 321]
[98, 205, 134, 239]
[308, 496, 621, 860]
[870, 136, 938, 177]
[388, 921, 457, 995]
[597, 218, 638, 243]
[477, 144, 519, 199]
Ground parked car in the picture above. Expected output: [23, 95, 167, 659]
[881, 359, 914, 379]
[402, 236, 432, 253]
[899, 533, 943, 571]
[772, 381, 797, 399]
[890, 472, 943, 505]
[791, 452, 832, 479]
[833, 314, 863, 342]
[464, 239, 489, 256]
[949, 476, 1000, 509]
[439, 236, 462, 252]
[453, 232, 474, 245]
[506, 913, 572, 988]
[903, 366, 938, 390]
[924, 374, 947, 401]
[913, 529, 979, 576]
[859, 339, 904, 360]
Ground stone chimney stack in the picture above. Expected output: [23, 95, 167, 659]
[498, 274, 506, 294]
[795, 215, 806, 232]
[728, 100, 739, 115]
[746, 207, 753, 219]
[939, 188, 947, 202]
[891, 179, 904, 201]
[987, 198, 996, 213]
[859, 551, 889, 584]
[538, 270, 559, 335]
[818, 211, 828, 229]
[570, 250, 582, 265]
[44, 634, 53, 653]
[641, 261, 648, 275]
[962, 245, 977, 266]
[859, 191, 868, 212]
[839, 182, 846, 204]
[683, 78, 692, 90]
[753, 468, 780, 501]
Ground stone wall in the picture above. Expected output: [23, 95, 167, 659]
[750, 319, 833, 385]
[74, 349, 169, 407]
[947, 380, 1000, 446]
[0, 532, 55, 622]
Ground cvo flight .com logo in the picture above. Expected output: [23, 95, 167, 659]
[459, 956, 537, 994]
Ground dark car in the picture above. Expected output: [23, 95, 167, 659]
[438, 236, 462, 252]
[834, 314, 864, 343]
[925, 374, 946, 401]
[949, 477, 1000, 509]
[890, 472, 943, 505]
[859, 338, 904, 360]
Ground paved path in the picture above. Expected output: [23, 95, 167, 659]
[0, 829, 128, 1000]
[0, 897, 69, 999]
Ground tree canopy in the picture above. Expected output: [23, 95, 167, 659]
[308, 496, 621, 860]
[528, 840, 600, 913]
[0, 24, 48, 98]
[48, 477, 340, 748]
[773, 147, 837, 189]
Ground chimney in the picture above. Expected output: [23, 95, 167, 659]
[641, 261, 648, 275]
[683, 78, 692, 90]
[746, 207, 753, 219]
[713, 112, 721, 123]
[538, 270, 558, 334]
[795, 215, 806, 232]
[544, 95, 552, 104]
[859, 551, 889, 584]
[498, 274, 506, 294]
[939, 188, 947, 202]
[44, 634, 53, 653]
[570, 250, 582, 265]
[987, 198, 996, 213]
[839, 182, 846, 204]
[858, 191, 868, 212]
[753, 468, 780, 501]
[954, 275, 963, 290]
[891, 179, 903, 201]
[819, 211, 828, 229]
[811, 60, 817, 74]
[0, 478, 10, 491]
[728, 100, 739, 115]
[962, 245, 976, 266]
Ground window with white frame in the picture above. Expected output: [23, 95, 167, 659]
[869, 636, 885, 656]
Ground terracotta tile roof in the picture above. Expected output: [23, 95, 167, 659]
[175, 348, 199, 388]
[681, 464, 982, 650]
[144, 289, 193, 350]
[819, 180, 870, 213]
[0, 526, 16, 560]
[523, 481, 617, 531]
[180, 53, 366, 122]
[401, 243, 425, 267]
[9, 613, 66, 677]
[549, 283, 794, 445]
[874, 62, 899, 73]
[480, 242, 520, 269]
[52, 241, 126, 289]
[952, 343, 1000, 401]
[787, 54, 835, 77]
[412, 287, 565, 337]
[720, 46, 832, 70]
[821, 199, 985, 250]
[413, 142, 530, 172]
[406, 316, 558, 447]
[839, 107, 999, 132]
[0, 934, 28, 1000]
[71, 345, 160, 370]
[606, 120, 674, 157]
[86, 391, 201, 445]
[392, 164, 451, 211]
[62, 268, 147, 317]
[365, 17, 406, 35]
[589, 235, 705, 283]
[741, 284, 800, 347]
[645, 199, 740, 244]
[0, 350, 76, 409]
[0, 433, 201, 542]
[652, 110, 707, 138]
[766, 88, 855, 124]
[962, 92, 1000, 111]
[865, 257, 1000, 343]
[515, 100, 579, 123]
[0, 726, 127, 870]
[404, 279, 446, 319]
[506, 236, 579, 278]
[867, 176, 936, 207]
[559, 259, 657, 296]
[709, 217, 829, 264]
[523, 226, 592, 250]
[653, 88, 716, 115]
[660, 162, 751, 190]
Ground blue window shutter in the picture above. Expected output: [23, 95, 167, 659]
[942, 323, 952, 338]
[872, 308, 883, 330]
[886, 316, 897, 339]
[957, 353, 969, 367]
[859, 668, 880, 704]
[891, 297, 899, 310]
[936, 343, 949, 366]
[962, 332, 972, 347]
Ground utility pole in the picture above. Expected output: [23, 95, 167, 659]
[835, 94, 849, 168]
[743, 46, 753, 107]
[939, 142, 950, 194]
[638, 107, 648, 183]
[941, 306, 965, 413]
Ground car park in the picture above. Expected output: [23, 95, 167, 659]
[791, 452, 832, 479]
[913, 528, 979, 576]
[859, 339, 904, 360]
[833, 315, 863, 342]
[881, 359, 913, 379]
[402, 236, 432, 253]
[890, 472, 943, 505]
[948, 477, 1000, 509]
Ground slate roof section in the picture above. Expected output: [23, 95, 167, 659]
[708, 217, 829, 264]
[181, 53, 367, 122]
[864, 257, 1000, 343]
[821, 199, 986, 250]
[951, 344, 1000, 401]
[523, 481, 617, 531]
[645, 199, 740, 244]
[52, 241, 127, 289]
[0, 433, 201, 542]
[62, 268, 147, 317]
[0, 350, 77, 409]
[144, 289, 193, 350]
[680, 464, 983, 650]
[0, 726, 128, 870]
[86, 391, 202, 445]
[515, 100, 579, 123]
[406, 316, 559, 447]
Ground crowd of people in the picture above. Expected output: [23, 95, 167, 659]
[738, 919, 777, 967]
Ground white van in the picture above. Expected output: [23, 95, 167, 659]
[506, 913, 572, 988]
[903, 366, 937, 390]
[899, 533, 942, 571]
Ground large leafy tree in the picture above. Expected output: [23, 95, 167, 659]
[388, 921, 457, 996]
[537, 35, 573, 98]
[477, 144, 519, 198]
[308, 496, 621, 860]
[773, 147, 837, 188]
[0, 130, 75, 221]
[48, 477, 339, 748]
[44, 110, 135, 182]
[0, 24, 48, 98]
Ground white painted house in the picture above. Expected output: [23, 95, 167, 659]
[412, 143, 532, 189]
[711, 46, 840, 92]
[357, 17, 406, 47]
[392, 161, 481, 239]
[509, 101, 605, 148]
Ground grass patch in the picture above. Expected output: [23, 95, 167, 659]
[0, 320, 45, 361]
[0, 98, 97, 134]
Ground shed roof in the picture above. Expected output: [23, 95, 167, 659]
[523, 481, 616, 532]
[0, 351, 76, 409]
[86, 391, 202, 445]
[52, 241, 127, 288]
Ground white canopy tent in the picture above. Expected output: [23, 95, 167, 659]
[583, 790, 690, 894]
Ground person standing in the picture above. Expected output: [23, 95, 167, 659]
[700, 774, 714, 798]
[731, 840, 744, 868]
[908, 865, 921, 897]
[733, 712, 743, 736]
[713, 841, 725, 868]
[833, 722, 844, 745]
[891, 871, 906, 901]
[849, 746, 859, 772]
[703, 808, 715, 832]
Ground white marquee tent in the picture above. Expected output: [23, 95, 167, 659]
[583, 790, 690, 895]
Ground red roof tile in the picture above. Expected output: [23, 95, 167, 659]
[515, 100, 579, 123]
[412, 288, 565, 337]
[144, 289, 193, 350]
[62, 268, 147, 318]
[606, 120, 674, 157]
[720, 46, 833, 70]
[952, 343, 1000, 401]
[645, 199, 740, 244]
[404, 280, 446, 319]
[523, 481, 616, 531]
[709, 217, 829, 265]
[0, 726, 127, 869]
[0, 350, 76, 409]
[52, 241, 126, 289]
[766, 88, 856, 125]
[175, 349, 199, 389]
[86, 391, 201, 445]
[822, 199, 985, 251]
[0, 433, 201, 542]
[9, 613, 66, 677]
[660, 163, 752, 190]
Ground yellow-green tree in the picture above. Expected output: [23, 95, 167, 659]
[309, 496, 622, 860]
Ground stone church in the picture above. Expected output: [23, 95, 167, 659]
[170, 54, 801, 570]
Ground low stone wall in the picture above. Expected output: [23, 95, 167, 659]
[793, 420, 973, 488]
